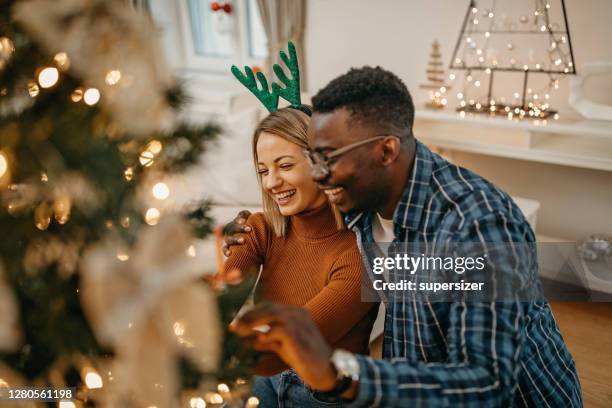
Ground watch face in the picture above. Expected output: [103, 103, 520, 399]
[332, 349, 359, 381]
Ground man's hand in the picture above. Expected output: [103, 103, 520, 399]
[230, 304, 338, 392]
[222, 210, 252, 256]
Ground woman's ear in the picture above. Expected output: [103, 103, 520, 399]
[380, 137, 401, 166]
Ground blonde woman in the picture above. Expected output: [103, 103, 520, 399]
[224, 106, 377, 407]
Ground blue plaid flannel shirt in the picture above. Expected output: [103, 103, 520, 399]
[344, 140, 582, 407]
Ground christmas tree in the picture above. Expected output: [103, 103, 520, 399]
[0, 1, 255, 406]
[419, 40, 451, 109]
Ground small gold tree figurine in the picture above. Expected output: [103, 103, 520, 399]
[420, 40, 451, 109]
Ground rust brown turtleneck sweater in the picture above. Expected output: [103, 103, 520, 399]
[224, 203, 378, 358]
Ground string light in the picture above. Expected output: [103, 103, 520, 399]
[105, 70, 122, 86]
[28, 80, 40, 97]
[147, 140, 163, 155]
[139, 151, 154, 167]
[124, 167, 134, 181]
[152, 182, 170, 200]
[186, 245, 196, 257]
[205, 392, 223, 404]
[246, 396, 260, 407]
[189, 398, 206, 408]
[84, 88, 100, 105]
[53, 52, 70, 70]
[0, 36, 15, 63]
[145, 208, 161, 225]
[0, 151, 7, 178]
[449, 73, 456, 80]
[84, 371, 104, 389]
[38, 67, 59, 88]
[116, 250, 129, 262]
[71, 88, 83, 102]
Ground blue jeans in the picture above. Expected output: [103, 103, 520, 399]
[252, 370, 344, 408]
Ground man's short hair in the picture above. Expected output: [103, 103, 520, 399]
[311, 66, 415, 138]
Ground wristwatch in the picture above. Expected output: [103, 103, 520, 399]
[312, 349, 360, 402]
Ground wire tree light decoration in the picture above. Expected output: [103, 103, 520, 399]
[449, 0, 576, 121]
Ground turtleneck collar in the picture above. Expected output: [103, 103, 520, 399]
[290, 202, 340, 240]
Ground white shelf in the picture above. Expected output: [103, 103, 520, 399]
[415, 109, 612, 171]
[416, 109, 612, 139]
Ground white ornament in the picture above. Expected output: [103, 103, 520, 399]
[80, 216, 221, 407]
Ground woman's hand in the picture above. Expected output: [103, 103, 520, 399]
[222, 210, 252, 256]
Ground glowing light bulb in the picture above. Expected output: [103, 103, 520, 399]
[457, 92, 464, 100]
[145, 208, 161, 225]
[449, 73, 456, 80]
[124, 167, 134, 181]
[485, 31, 491, 38]
[186, 245, 196, 257]
[53, 52, 70, 70]
[205, 393, 224, 404]
[38, 67, 59, 88]
[139, 151, 155, 167]
[246, 396, 260, 407]
[485, 68, 491, 74]
[84, 88, 100, 105]
[59, 402, 76, 408]
[116, 251, 129, 262]
[71, 88, 83, 102]
[85, 371, 104, 389]
[471, 7, 478, 14]
[190, 398, 206, 408]
[28, 81, 40, 98]
[105, 70, 122, 86]
[218, 383, 230, 393]
[474, 80, 481, 87]
[0, 151, 7, 178]
[147, 140, 163, 155]
[152, 182, 170, 200]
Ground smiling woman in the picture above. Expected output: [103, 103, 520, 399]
[223, 106, 378, 407]
[252, 107, 344, 236]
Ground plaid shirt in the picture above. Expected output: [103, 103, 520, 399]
[344, 140, 582, 407]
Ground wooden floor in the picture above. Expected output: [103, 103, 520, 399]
[369, 302, 612, 407]
[550, 302, 612, 408]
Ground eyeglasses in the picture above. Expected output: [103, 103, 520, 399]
[303, 135, 393, 178]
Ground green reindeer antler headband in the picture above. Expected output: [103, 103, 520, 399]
[231, 41, 302, 112]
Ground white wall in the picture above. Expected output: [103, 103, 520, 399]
[304, 0, 612, 113]
[304, 0, 612, 241]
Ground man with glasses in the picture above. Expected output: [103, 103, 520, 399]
[228, 66, 582, 407]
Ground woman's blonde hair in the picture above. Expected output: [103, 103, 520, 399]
[252, 106, 344, 236]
